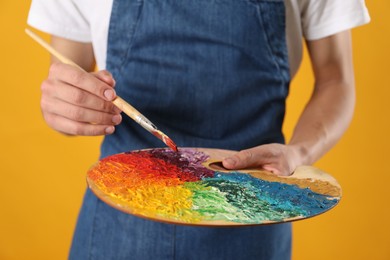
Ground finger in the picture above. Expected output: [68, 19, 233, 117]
[41, 79, 121, 114]
[223, 145, 281, 169]
[222, 148, 290, 176]
[222, 149, 257, 169]
[41, 97, 122, 126]
[91, 70, 116, 87]
[49, 63, 116, 101]
[43, 112, 116, 136]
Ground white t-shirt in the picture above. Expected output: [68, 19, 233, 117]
[27, 0, 370, 77]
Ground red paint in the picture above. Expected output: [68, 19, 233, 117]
[95, 150, 203, 184]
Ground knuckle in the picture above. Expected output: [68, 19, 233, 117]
[42, 112, 53, 125]
[72, 90, 87, 104]
[71, 124, 84, 135]
[92, 112, 104, 124]
[43, 113, 60, 132]
[91, 129, 103, 136]
[48, 62, 60, 75]
[40, 98, 48, 111]
[48, 62, 66, 78]
[239, 150, 253, 161]
[68, 107, 84, 121]
[40, 98, 54, 114]
[99, 113, 109, 124]
[100, 101, 109, 111]
[274, 149, 283, 158]
[70, 70, 86, 85]
[40, 80, 48, 92]
[101, 101, 114, 112]
[74, 124, 103, 136]
[40, 79, 54, 93]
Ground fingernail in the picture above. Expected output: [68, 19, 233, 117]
[104, 89, 116, 101]
[224, 157, 237, 167]
[112, 114, 122, 125]
[105, 126, 115, 134]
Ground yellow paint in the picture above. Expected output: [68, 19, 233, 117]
[0, 1, 389, 259]
[88, 159, 196, 221]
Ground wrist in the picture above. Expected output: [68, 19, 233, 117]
[286, 143, 311, 167]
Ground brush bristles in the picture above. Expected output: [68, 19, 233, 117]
[152, 130, 178, 152]
[162, 134, 178, 152]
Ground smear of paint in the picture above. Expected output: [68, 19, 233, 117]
[87, 148, 339, 224]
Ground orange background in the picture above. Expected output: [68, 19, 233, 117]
[0, 1, 389, 259]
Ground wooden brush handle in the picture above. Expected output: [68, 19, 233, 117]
[25, 28, 179, 151]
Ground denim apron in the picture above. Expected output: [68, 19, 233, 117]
[70, 0, 291, 259]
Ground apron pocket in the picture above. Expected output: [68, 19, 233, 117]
[248, 0, 290, 82]
[107, 0, 145, 78]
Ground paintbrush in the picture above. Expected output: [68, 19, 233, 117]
[25, 28, 178, 152]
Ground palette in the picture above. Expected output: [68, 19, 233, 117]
[87, 148, 342, 226]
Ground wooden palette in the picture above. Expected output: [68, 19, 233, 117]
[87, 148, 342, 226]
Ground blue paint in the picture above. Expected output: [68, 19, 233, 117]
[201, 171, 338, 223]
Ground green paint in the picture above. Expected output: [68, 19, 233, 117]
[185, 182, 249, 222]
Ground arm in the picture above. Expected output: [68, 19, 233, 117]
[50, 36, 96, 72]
[222, 30, 355, 175]
[40, 36, 121, 136]
[289, 30, 355, 165]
